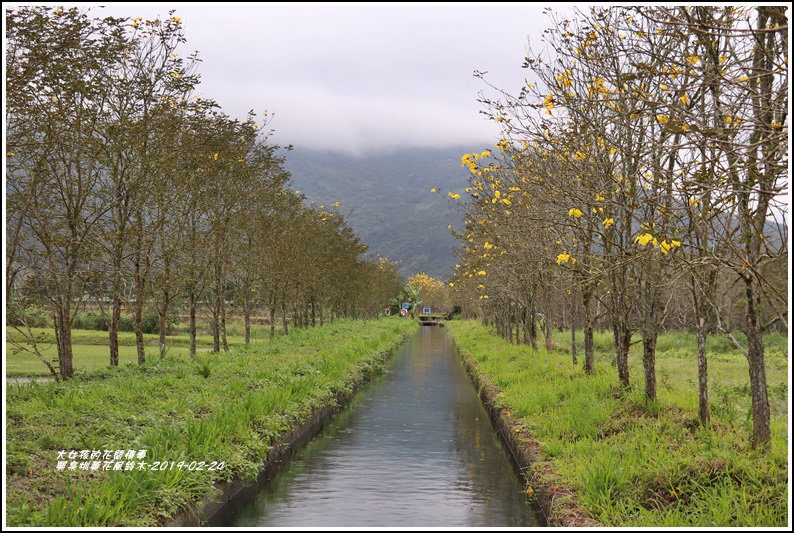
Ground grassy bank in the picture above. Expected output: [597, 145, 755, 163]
[5, 318, 417, 527]
[446, 320, 788, 527]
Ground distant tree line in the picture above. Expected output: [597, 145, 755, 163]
[449, 6, 787, 450]
[6, 6, 403, 380]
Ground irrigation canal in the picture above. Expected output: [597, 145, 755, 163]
[209, 326, 543, 527]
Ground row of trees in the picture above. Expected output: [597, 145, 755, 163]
[6, 7, 403, 380]
[448, 6, 787, 450]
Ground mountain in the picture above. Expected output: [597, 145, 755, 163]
[284, 146, 479, 279]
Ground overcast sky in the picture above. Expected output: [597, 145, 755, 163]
[76, 2, 562, 155]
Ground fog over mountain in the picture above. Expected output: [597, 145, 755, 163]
[285, 146, 481, 280]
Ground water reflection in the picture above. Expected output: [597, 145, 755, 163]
[215, 326, 541, 527]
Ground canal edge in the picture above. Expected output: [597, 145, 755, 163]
[166, 326, 418, 527]
[450, 337, 601, 528]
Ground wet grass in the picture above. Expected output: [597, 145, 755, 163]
[5, 318, 418, 527]
[446, 320, 788, 527]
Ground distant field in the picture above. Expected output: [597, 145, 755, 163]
[5, 327, 269, 377]
[550, 328, 789, 417]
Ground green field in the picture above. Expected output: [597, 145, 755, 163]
[5, 318, 418, 527]
[446, 320, 789, 527]
[5, 327, 271, 377]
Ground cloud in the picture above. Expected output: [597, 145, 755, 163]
[88, 3, 551, 153]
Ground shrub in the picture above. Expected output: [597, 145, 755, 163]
[7, 305, 51, 328]
[73, 311, 107, 331]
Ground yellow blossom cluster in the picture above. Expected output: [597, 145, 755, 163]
[635, 232, 681, 254]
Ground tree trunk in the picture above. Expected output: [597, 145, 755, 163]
[109, 282, 121, 367]
[544, 313, 554, 352]
[212, 311, 220, 353]
[189, 289, 197, 357]
[584, 323, 595, 374]
[612, 319, 631, 389]
[158, 261, 171, 353]
[570, 298, 577, 365]
[641, 333, 657, 403]
[745, 275, 771, 449]
[158, 311, 168, 359]
[244, 293, 251, 345]
[583, 290, 595, 374]
[282, 302, 289, 335]
[526, 302, 538, 351]
[695, 319, 710, 424]
[56, 302, 74, 379]
[133, 235, 145, 365]
[690, 270, 715, 425]
[220, 297, 228, 352]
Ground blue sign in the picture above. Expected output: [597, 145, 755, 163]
[423, 307, 431, 314]
[402, 302, 410, 309]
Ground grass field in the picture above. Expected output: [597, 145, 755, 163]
[5, 327, 272, 377]
[446, 320, 789, 527]
[5, 318, 418, 526]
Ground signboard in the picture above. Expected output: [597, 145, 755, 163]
[402, 302, 410, 309]
[422, 307, 431, 314]
[400, 308, 409, 317]
[385, 309, 390, 316]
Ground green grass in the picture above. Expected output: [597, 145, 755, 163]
[446, 320, 788, 528]
[5, 318, 418, 527]
[5, 327, 276, 376]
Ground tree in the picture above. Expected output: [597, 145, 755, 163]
[6, 6, 129, 379]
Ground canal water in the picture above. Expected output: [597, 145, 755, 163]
[211, 326, 543, 527]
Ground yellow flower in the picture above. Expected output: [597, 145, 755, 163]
[6, 152, 14, 158]
[477, 270, 486, 276]
[556, 251, 571, 265]
[603, 217, 614, 229]
[656, 115, 669, 124]
[484, 242, 494, 250]
[635, 233, 654, 246]
[689, 197, 699, 206]
[172, 16, 181, 23]
[686, 56, 699, 66]
[481, 150, 491, 158]
[448, 191, 460, 200]
[680, 94, 689, 106]
[568, 208, 582, 218]
[449, 282, 454, 288]
[430, 188, 437, 193]
[660, 240, 672, 254]
[213, 153, 219, 160]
